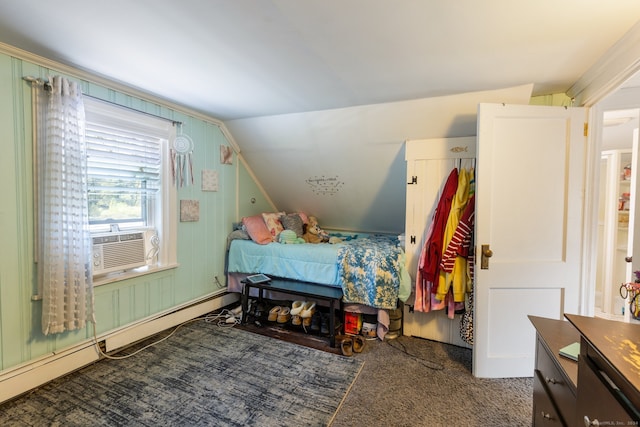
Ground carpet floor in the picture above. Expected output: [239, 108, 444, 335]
[0, 319, 363, 427]
[239, 311, 533, 426]
[330, 335, 533, 427]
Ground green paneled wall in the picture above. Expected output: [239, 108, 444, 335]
[0, 51, 269, 372]
[238, 157, 276, 218]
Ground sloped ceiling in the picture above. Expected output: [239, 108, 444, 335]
[227, 84, 533, 232]
[0, 1, 639, 120]
[1, 2, 640, 232]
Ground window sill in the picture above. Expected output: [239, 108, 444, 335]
[93, 263, 179, 287]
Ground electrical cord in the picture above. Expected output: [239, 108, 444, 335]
[385, 337, 445, 371]
[92, 307, 242, 360]
[203, 308, 242, 327]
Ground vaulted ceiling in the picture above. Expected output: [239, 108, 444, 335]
[1, 2, 640, 232]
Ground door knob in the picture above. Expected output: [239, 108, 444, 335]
[481, 244, 493, 269]
[625, 256, 632, 263]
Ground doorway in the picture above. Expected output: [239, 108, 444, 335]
[592, 76, 640, 323]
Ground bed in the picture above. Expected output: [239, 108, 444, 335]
[226, 232, 411, 339]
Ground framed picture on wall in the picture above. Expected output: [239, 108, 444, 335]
[220, 145, 233, 165]
[180, 200, 200, 222]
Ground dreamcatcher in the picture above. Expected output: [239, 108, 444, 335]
[170, 126, 194, 187]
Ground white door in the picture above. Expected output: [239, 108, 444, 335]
[473, 103, 587, 378]
[625, 129, 640, 323]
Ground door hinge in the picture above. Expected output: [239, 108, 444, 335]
[407, 176, 417, 185]
[584, 122, 588, 137]
[410, 235, 416, 244]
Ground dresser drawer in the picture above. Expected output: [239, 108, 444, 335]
[536, 340, 576, 424]
[533, 369, 565, 426]
[577, 352, 639, 425]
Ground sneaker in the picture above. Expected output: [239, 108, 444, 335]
[320, 313, 329, 335]
[255, 302, 267, 319]
[310, 311, 322, 332]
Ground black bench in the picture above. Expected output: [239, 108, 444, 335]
[241, 277, 343, 347]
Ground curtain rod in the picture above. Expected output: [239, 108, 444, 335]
[22, 76, 183, 127]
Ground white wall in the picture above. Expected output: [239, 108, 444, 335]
[225, 84, 533, 233]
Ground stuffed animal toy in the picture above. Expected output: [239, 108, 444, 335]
[279, 229, 305, 244]
[303, 216, 329, 244]
[328, 236, 343, 244]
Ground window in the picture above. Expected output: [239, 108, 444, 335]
[84, 98, 177, 277]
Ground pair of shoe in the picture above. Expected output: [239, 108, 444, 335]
[267, 306, 292, 323]
[310, 312, 331, 334]
[267, 306, 279, 322]
[291, 301, 316, 326]
[338, 335, 365, 357]
[248, 301, 267, 321]
[310, 311, 322, 332]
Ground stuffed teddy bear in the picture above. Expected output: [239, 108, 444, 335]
[303, 216, 329, 244]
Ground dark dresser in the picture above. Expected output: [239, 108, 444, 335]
[529, 314, 640, 426]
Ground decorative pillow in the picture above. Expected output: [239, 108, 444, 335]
[297, 212, 309, 225]
[280, 213, 304, 237]
[226, 229, 250, 250]
[228, 229, 249, 241]
[262, 211, 285, 240]
[242, 215, 272, 244]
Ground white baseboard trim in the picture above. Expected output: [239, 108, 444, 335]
[103, 292, 237, 351]
[0, 291, 239, 404]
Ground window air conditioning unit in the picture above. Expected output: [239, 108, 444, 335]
[92, 230, 158, 275]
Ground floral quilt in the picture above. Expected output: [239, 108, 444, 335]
[337, 235, 407, 309]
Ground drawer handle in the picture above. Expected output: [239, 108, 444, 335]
[541, 411, 554, 421]
[545, 376, 560, 385]
[583, 416, 600, 426]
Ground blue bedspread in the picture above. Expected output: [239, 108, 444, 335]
[337, 235, 409, 309]
[227, 239, 342, 287]
[227, 235, 410, 309]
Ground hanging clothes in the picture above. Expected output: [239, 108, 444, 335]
[414, 168, 459, 312]
[420, 168, 458, 283]
[435, 168, 471, 301]
[415, 166, 476, 320]
[439, 192, 475, 302]
[440, 194, 475, 272]
[414, 218, 435, 312]
[460, 288, 474, 345]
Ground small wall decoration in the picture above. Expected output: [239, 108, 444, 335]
[306, 175, 344, 195]
[171, 127, 195, 187]
[220, 145, 233, 165]
[201, 169, 219, 192]
[180, 200, 200, 222]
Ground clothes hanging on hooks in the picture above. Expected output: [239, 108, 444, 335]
[415, 168, 458, 312]
[436, 169, 473, 302]
[414, 165, 476, 329]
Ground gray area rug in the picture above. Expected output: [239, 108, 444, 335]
[331, 336, 533, 427]
[0, 321, 363, 426]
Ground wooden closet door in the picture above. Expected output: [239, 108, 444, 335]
[403, 137, 475, 347]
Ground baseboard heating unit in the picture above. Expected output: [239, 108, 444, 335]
[0, 292, 238, 404]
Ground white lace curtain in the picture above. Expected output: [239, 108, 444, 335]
[35, 76, 95, 335]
